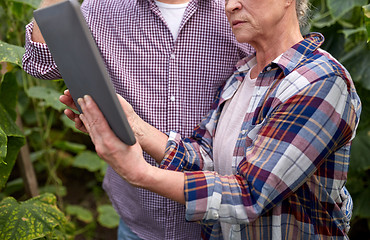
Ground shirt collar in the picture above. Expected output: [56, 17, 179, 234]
[235, 32, 325, 77]
[145, 0, 200, 8]
[272, 32, 325, 76]
[220, 33, 325, 103]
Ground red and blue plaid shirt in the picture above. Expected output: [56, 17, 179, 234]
[22, 0, 253, 238]
[161, 33, 361, 240]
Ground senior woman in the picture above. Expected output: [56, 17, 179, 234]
[63, 0, 361, 239]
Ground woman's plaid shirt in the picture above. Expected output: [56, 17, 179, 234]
[22, 0, 253, 238]
[161, 33, 361, 240]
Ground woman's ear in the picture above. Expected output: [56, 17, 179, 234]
[285, 0, 294, 7]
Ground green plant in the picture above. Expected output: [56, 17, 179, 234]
[0, 193, 69, 239]
[0, 0, 119, 238]
[309, 0, 370, 236]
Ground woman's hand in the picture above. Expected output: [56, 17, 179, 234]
[60, 90, 148, 142]
[115, 94, 146, 140]
[77, 95, 151, 186]
[69, 94, 185, 204]
[59, 89, 87, 133]
[116, 94, 168, 162]
[60, 89, 168, 163]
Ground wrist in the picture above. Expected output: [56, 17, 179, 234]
[127, 161, 157, 189]
[134, 119, 168, 163]
[127, 163, 185, 205]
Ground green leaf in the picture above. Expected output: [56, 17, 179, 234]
[0, 103, 22, 138]
[39, 185, 67, 197]
[364, 4, 370, 18]
[364, 4, 370, 41]
[53, 140, 86, 153]
[355, 83, 370, 131]
[61, 114, 76, 129]
[0, 73, 24, 185]
[327, 0, 368, 19]
[311, 11, 337, 28]
[349, 128, 370, 173]
[60, 114, 86, 133]
[0, 101, 23, 137]
[0, 40, 25, 67]
[341, 44, 370, 89]
[8, 0, 42, 9]
[66, 205, 93, 223]
[0, 128, 7, 164]
[0, 178, 24, 196]
[353, 186, 370, 218]
[0, 193, 68, 240]
[97, 205, 119, 228]
[0, 72, 18, 121]
[27, 86, 65, 111]
[340, 27, 367, 39]
[0, 136, 25, 190]
[0, 103, 25, 189]
[73, 150, 105, 172]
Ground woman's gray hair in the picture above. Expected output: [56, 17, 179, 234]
[296, 0, 310, 27]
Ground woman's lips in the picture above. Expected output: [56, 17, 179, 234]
[232, 20, 245, 27]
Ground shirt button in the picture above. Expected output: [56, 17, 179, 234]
[170, 96, 176, 101]
[170, 53, 176, 59]
[257, 90, 261, 95]
[212, 211, 219, 219]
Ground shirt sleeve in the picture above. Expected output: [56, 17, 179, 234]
[160, 122, 215, 172]
[165, 75, 359, 224]
[22, 21, 62, 80]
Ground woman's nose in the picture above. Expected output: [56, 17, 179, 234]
[225, 0, 242, 13]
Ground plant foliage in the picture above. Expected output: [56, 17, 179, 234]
[0, 193, 68, 240]
[0, 72, 25, 189]
[310, 0, 370, 235]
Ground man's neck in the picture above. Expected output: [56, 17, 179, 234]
[156, 0, 189, 4]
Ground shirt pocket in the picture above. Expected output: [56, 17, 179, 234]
[229, 224, 243, 240]
[245, 118, 266, 145]
[233, 119, 266, 174]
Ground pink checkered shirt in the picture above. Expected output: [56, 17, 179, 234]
[22, 0, 253, 239]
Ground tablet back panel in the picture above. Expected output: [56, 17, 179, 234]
[33, 0, 136, 145]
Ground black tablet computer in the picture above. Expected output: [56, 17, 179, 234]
[33, 0, 136, 145]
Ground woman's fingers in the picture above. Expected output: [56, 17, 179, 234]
[77, 95, 114, 142]
[117, 94, 135, 120]
[60, 89, 88, 133]
[59, 89, 79, 111]
[64, 108, 88, 133]
[76, 95, 149, 186]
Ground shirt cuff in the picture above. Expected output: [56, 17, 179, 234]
[184, 171, 220, 223]
[23, 21, 61, 79]
[24, 22, 53, 61]
[160, 131, 185, 171]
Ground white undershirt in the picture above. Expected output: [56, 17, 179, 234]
[213, 66, 257, 240]
[154, 0, 189, 40]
